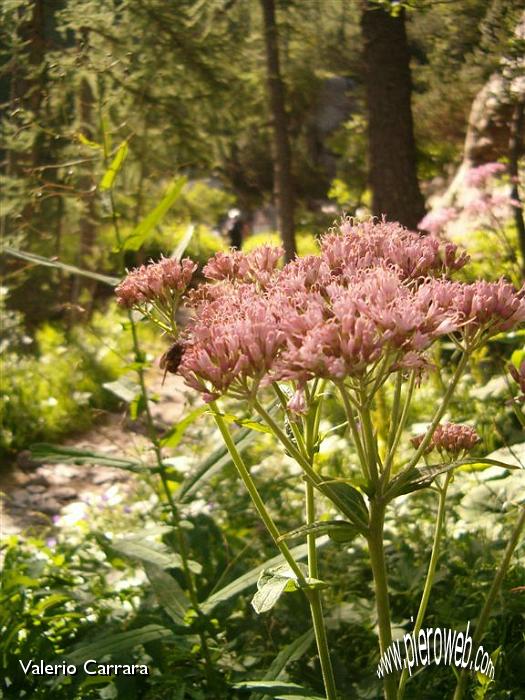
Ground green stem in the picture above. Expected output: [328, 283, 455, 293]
[398, 472, 452, 699]
[252, 399, 361, 527]
[401, 353, 469, 476]
[308, 590, 338, 700]
[100, 113, 215, 685]
[336, 382, 369, 483]
[210, 402, 307, 585]
[382, 372, 416, 487]
[387, 373, 403, 452]
[367, 499, 397, 700]
[360, 401, 379, 484]
[305, 479, 338, 700]
[453, 506, 525, 700]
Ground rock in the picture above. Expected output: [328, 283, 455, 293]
[52, 487, 77, 501]
[10, 488, 32, 505]
[38, 498, 62, 515]
[26, 484, 47, 494]
[29, 472, 50, 487]
[92, 470, 118, 485]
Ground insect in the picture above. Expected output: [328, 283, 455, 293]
[160, 341, 185, 384]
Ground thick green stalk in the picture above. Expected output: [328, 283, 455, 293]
[398, 473, 452, 699]
[367, 499, 398, 700]
[453, 506, 525, 700]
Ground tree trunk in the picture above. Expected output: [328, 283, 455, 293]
[260, 0, 296, 261]
[361, 2, 426, 230]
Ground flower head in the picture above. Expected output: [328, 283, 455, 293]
[115, 256, 196, 309]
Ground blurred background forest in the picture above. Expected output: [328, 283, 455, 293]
[0, 2, 524, 699]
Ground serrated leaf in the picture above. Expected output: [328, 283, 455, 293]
[100, 140, 128, 190]
[66, 625, 173, 664]
[251, 575, 294, 614]
[160, 406, 207, 448]
[278, 520, 357, 544]
[124, 177, 186, 251]
[144, 563, 190, 626]
[251, 564, 326, 614]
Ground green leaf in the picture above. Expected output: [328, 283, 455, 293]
[234, 680, 323, 698]
[144, 563, 190, 626]
[250, 631, 315, 700]
[278, 520, 357, 544]
[251, 564, 326, 614]
[103, 376, 141, 403]
[67, 625, 173, 665]
[261, 629, 314, 682]
[105, 537, 202, 574]
[3, 246, 119, 285]
[99, 140, 128, 190]
[251, 568, 298, 614]
[124, 177, 186, 251]
[160, 406, 207, 448]
[319, 480, 369, 531]
[387, 453, 523, 500]
[201, 539, 329, 614]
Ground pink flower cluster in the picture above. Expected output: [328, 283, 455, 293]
[411, 423, 480, 457]
[115, 257, 197, 309]
[465, 162, 506, 188]
[174, 219, 525, 401]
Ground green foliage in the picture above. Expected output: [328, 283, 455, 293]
[0, 307, 152, 457]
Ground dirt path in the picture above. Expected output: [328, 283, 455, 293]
[0, 374, 189, 537]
